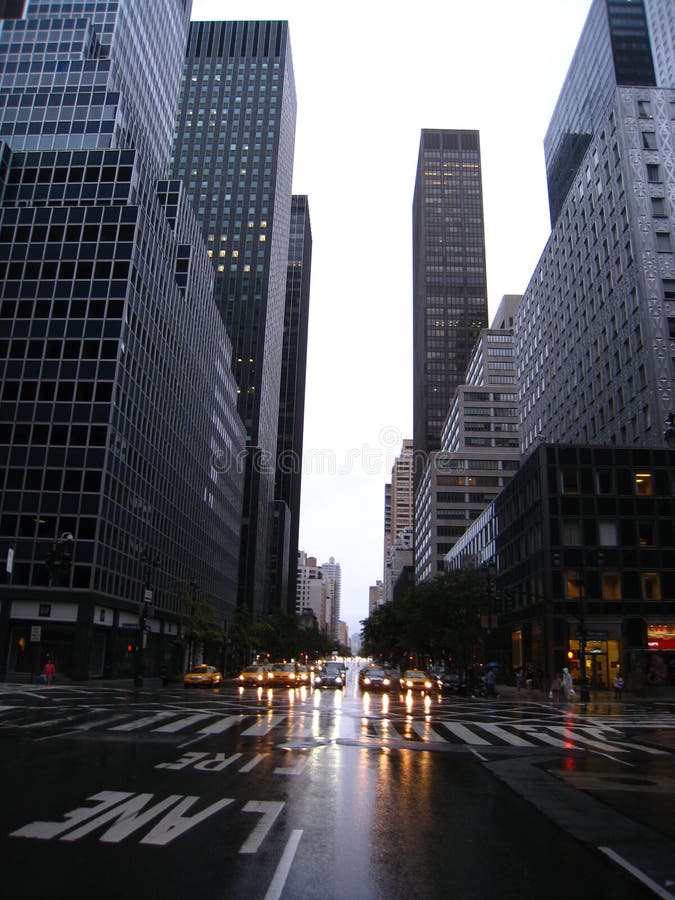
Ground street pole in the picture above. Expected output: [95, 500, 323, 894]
[135, 552, 157, 688]
[577, 571, 590, 703]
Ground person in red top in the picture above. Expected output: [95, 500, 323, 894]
[43, 659, 56, 686]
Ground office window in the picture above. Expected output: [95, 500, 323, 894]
[637, 99, 652, 118]
[641, 131, 657, 150]
[646, 164, 661, 183]
[643, 573, 661, 600]
[651, 197, 667, 217]
[560, 468, 579, 495]
[595, 469, 613, 493]
[634, 471, 653, 495]
[564, 572, 581, 600]
[602, 572, 621, 600]
[598, 521, 618, 546]
[656, 233, 671, 253]
[561, 520, 581, 545]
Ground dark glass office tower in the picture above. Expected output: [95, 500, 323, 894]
[545, 0, 659, 227]
[412, 129, 489, 473]
[0, 1, 246, 680]
[269, 194, 311, 613]
[171, 20, 297, 616]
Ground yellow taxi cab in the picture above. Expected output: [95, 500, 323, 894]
[237, 665, 268, 685]
[183, 664, 223, 688]
[399, 669, 439, 693]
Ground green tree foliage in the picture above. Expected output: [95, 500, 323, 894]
[361, 569, 486, 669]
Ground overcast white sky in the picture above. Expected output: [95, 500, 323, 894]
[191, 0, 592, 638]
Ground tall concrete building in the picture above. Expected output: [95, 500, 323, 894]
[415, 296, 521, 581]
[171, 20, 297, 615]
[412, 129, 489, 473]
[296, 551, 334, 637]
[270, 195, 311, 614]
[518, 0, 675, 454]
[321, 556, 341, 640]
[0, 0, 246, 680]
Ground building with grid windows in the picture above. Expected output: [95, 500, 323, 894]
[269, 194, 311, 614]
[519, 0, 674, 452]
[415, 296, 521, 581]
[412, 129, 489, 472]
[170, 20, 297, 617]
[0, 1, 246, 680]
[447, 444, 675, 693]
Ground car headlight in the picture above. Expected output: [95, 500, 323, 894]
[239, 675, 244, 681]
[364, 677, 371, 685]
[405, 680, 412, 687]
[383, 678, 390, 685]
[424, 681, 432, 688]
[289, 673, 296, 680]
[336, 676, 343, 684]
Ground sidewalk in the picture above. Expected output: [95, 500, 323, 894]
[494, 682, 675, 703]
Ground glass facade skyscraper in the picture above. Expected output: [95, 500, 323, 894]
[412, 129, 489, 471]
[269, 194, 311, 613]
[171, 19, 297, 616]
[0, 1, 246, 680]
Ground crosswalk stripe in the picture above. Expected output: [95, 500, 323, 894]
[152, 713, 213, 733]
[441, 722, 491, 745]
[241, 715, 285, 736]
[478, 723, 537, 746]
[109, 712, 176, 731]
[411, 721, 447, 742]
[197, 714, 246, 735]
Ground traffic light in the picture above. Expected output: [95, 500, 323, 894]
[126, 643, 134, 654]
[567, 650, 575, 660]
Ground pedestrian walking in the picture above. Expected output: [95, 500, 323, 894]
[561, 667, 574, 701]
[549, 673, 562, 702]
[43, 658, 56, 686]
[486, 668, 497, 698]
[613, 672, 624, 700]
[515, 669, 525, 693]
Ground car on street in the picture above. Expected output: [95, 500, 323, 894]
[183, 664, 223, 688]
[296, 664, 313, 685]
[358, 666, 392, 691]
[313, 662, 346, 689]
[237, 665, 269, 685]
[266, 662, 300, 687]
[399, 669, 441, 694]
[440, 671, 468, 694]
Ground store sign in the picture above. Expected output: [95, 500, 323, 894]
[38, 604, 51, 618]
[647, 624, 675, 651]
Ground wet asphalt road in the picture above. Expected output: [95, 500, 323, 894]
[0, 668, 673, 899]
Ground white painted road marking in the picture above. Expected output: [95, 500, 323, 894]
[241, 715, 285, 736]
[110, 712, 176, 731]
[411, 721, 446, 742]
[263, 829, 303, 900]
[441, 722, 491, 745]
[599, 847, 675, 900]
[240, 800, 284, 854]
[197, 714, 246, 735]
[152, 713, 212, 733]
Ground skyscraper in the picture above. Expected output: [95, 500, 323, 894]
[517, 0, 675, 453]
[0, 1, 246, 680]
[171, 20, 297, 616]
[270, 194, 311, 613]
[412, 129, 489, 472]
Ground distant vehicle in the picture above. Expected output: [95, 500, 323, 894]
[399, 670, 440, 694]
[440, 671, 467, 694]
[237, 665, 268, 685]
[296, 664, 313, 685]
[267, 662, 300, 687]
[183, 665, 223, 688]
[358, 667, 391, 691]
[313, 662, 345, 689]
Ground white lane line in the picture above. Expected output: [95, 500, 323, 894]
[152, 713, 212, 733]
[241, 715, 285, 736]
[263, 830, 303, 900]
[599, 847, 675, 900]
[411, 721, 447, 742]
